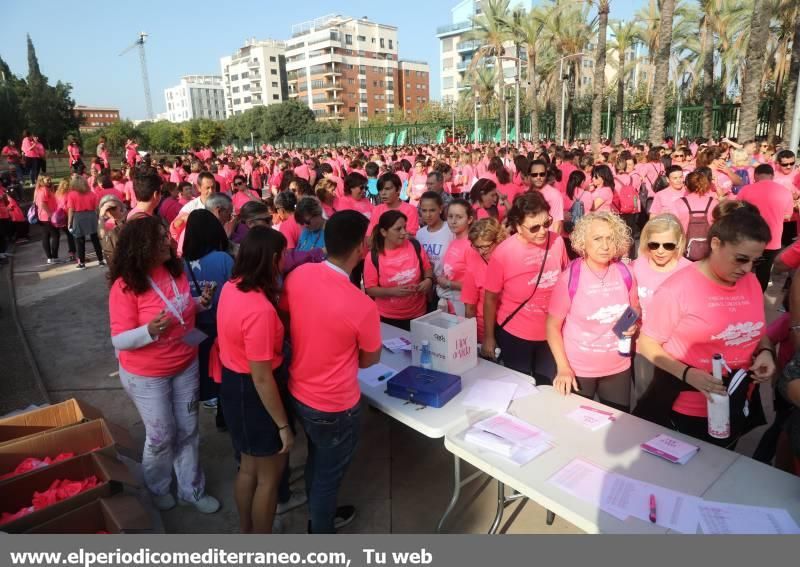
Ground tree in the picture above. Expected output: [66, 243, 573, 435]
[782, 8, 800, 147]
[738, 1, 771, 139]
[511, 7, 546, 141]
[608, 20, 639, 143]
[0, 56, 23, 145]
[648, 0, 676, 144]
[590, 1, 611, 152]
[699, 0, 717, 137]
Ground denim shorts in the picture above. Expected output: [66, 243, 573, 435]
[221, 365, 289, 457]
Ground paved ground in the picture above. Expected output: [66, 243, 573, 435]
[5, 224, 783, 533]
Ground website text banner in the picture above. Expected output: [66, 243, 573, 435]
[1, 535, 792, 567]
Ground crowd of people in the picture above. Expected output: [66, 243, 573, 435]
[2, 131, 800, 533]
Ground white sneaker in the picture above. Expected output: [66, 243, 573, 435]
[46, 258, 55, 265]
[276, 489, 307, 515]
[152, 493, 176, 511]
[272, 515, 286, 533]
[179, 494, 220, 514]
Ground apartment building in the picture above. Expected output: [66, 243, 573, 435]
[220, 39, 288, 116]
[163, 75, 226, 123]
[73, 106, 120, 131]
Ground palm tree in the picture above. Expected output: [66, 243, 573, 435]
[608, 20, 639, 143]
[466, 0, 513, 143]
[590, 1, 611, 152]
[649, 0, 677, 144]
[461, 66, 499, 119]
[510, 7, 546, 142]
[698, 0, 718, 137]
[766, 0, 799, 139]
[782, 7, 800, 146]
[738, 1, 772, 139]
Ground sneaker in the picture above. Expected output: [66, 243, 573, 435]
[202, 398, 218, 409]
[334, 505, 356, 530]
[68, 254, 76, 262]
[46, 258, 55, 265]
[98, 260, 106, 267]
[77, 263, 86, 270]
[152, 493, 176, 511]
[276, 489, 307, 515]
[272, 515, 286, 534]
[179, 494, 220, 514]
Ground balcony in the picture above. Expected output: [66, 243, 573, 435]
[436, 20, 472, 36]
[324, 83, 344, 91]
[456, 40, 481, 53]
[456, 60, 472, 72]
[249, 59, 259, 68]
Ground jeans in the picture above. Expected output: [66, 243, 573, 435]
[40, 221, 61, 259]
[292, 396, 361, 533]
[28, 158, 40, 185]
[119, 358, 206, 501]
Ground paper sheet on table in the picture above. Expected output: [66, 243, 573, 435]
[697, 501, 800, 534]
[382, 337, 412, 353]
[511, 380, 540, 400]
[546, 459, 628, 521]
[461, 379, 518, 413]
[358, 363, 399, 388]
[464, 428, 553, 466]
[599, 474, 702, 533]
[566, 406, 615, 431]
[473, 413, 552, 447]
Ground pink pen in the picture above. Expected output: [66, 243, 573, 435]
[649, 494, 657, 524]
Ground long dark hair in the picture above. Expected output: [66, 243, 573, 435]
[708, 200, 770, 250]
[566, 170, 586, 200]
[591, 165, 615, 190]
[183, 209, 229, 261]
[469, 179, 497, 208]
[232, 226, 287, 306]
[371, 210, 407, 254]
[108, 215, 182, 294]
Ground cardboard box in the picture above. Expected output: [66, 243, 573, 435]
[0, 419, 133, 484]
[0, 399, 105, 446]
[410, 310, 478, 375]
[0, 452, 138, 533]
[26, 495, 152, 534]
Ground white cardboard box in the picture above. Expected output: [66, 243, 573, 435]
[410, 310, 478, 375]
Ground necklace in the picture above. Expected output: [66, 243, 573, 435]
[586, 262, 611, 286]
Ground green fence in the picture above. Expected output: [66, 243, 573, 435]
[276, 103, 780, 148]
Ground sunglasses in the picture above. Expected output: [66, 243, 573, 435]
[647, 241, 677, 251]
[234, 181, 245, 185]
[528, 172, 547, 178]
[734, 255, 764, 265]
[780, 162, 795, 167]
[672, 154, 684, 158]
[472, 243, 494, 253]
[520, 217, 553, 233]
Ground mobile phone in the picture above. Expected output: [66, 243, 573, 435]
[612, 306, 640, 339]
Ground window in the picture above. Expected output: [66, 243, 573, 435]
[345, 34, 352, 45]
[231, 74, 239, 80]
[359, 65, 366, 74]
[442, 76, 454, 89]
[374, 94, 380, 100]
[389, 39, 393, 49]
[373, 80, 378, 87]
[348, 78, 355, 84]
[360, 94, 368, 103]
[243, 96, 251, 103]
[273, 94, 280, 100]
[349, 107, 355, 112]
[357, 35, 366, 42]
[271, 69, 277, 75]
[387, 94, 394, 103]
[372, 37, 376, 43]
[406, 82, 411, 88]
[241, 71, 249, 78]
[233, 98, 241, 104]
[442, 38, 453, 51]
[406, 96, 411, 102]
[380, 38, 385, 48]
[243, 84, 250, 91]
[232, 86, 240, 93]
[269, 56, 276, 62]
[360, 79, 367, 89]
[272, 81, 278, 87]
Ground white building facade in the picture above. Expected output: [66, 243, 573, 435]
[220, 39, 288, 116]
[163, 75, 226, 123]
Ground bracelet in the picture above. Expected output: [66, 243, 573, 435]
[424, 275, 434, 282]
[681, 365, 692, 383]
[277, 425, 289, 431]
[753, 347, 777, 361]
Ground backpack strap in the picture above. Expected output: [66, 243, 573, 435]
[371, 248, 380, 283]
[567, 258, 582, 301]
[703, 197, 713, 213]
[615, 261, 633, 292]
[409, 238, 424, 281]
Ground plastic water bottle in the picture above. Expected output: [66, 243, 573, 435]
[420, 340, 433, 370]
[618, 336, 632, 357]
[707, 354, 730, 439]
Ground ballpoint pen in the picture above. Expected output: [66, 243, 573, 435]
[649, 494, 657, 524]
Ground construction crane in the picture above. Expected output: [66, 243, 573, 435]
[120, 32, 154, 120]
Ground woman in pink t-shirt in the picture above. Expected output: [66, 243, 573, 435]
[108, 215, 219, 514]
[463, 218, 507, 343]
[631, 214, 691, 409]
[337, 172, 374, 219]
[483, 192, 569, 384]
[547, 212, 639, 411]
[438, 199, 475, 316]
[368, 173, 420, 239]
[314, 178, 339, 219]
[364, 210, 433, 330]
[408, 162, 429, 206]
[33, 176, 63, 264]
[580, 165, 615, 214]
[667, 170, 718, 246]
[55, 179, 77, 262]
[649, 165, 687, 218]
[636, 201, 776, 445]
[470, 179, 507, 223]
[216, 227, 293, 533]
[66, 176, 103, 269]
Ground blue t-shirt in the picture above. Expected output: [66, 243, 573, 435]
[367, 178, 379, 196]
[184, 250, 234, 332]
[296, 228, 325, 252]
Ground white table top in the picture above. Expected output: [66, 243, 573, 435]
[359, 323, 538, 439]
[444, 386, 740, 534]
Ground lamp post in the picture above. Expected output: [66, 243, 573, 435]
[474, 95, 479, 143]
[791, 72, 800, 153]
[557, 52, 585, 145]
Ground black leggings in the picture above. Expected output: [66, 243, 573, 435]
[61, 227, 76, 255]
[380, 316, 411, 331]
[576, 369, 632, 413]
[76, 232, 103, 264]
[670, 411, 737, 449]
[40, 221, 61, 259]
[754, 248, 779, 292]
[495, 326, 555, 385]
[0, 219, 11, 254]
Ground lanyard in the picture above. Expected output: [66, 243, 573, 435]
[148, 275, 186, 328]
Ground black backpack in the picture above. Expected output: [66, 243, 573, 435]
[371, 238, 424, 284]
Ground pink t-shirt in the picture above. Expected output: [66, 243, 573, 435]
[643, 264, 765, 417]
[232, 189, 259, 214]
[667, 193, 717, 234]
[485, 233, 569, 341]
[539, 185, 565, 221]
[368, 202, 419, 237]
[66, 191, 98, 212]
[498, 182, 524, 203]
[475, 205, 506, 222]
[216, 281, 284, 374]
[649, 187, 686, 216]
[441, 237, 470, 283]
[737, 180, 794, 250]
[363, 239, 432, 320]
[279, 215, 302, 249]
[461, 248, 489, 342]
[548, 260, 639, 378]
[337, 195, 374, 219]
[632, 256, 691, 322]
[408, 173, 429, 204]
[281, 262, 381, 412]
[109, 266, 197, 377]
[577, 186, 614, 213]
[34, 188, 57, 222]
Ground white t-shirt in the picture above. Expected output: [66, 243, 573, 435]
[416, 224, 454, 277]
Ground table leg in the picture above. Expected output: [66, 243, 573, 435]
[437, 455, 484, 533]
[488, 481, 505, 534]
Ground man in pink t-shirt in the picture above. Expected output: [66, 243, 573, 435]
[649, 165, 686, 216]
[279, 210, 380, 533]
[524, 160, 564, 233]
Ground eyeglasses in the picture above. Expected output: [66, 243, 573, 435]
[672, 154, 684, 158]
[472, 243, 495, 253]
[234, 180, 245, 185]
[528, 172, 547, 178]
[734, 255, 764, 265]
[647, 241, 677, 251]
[519, 217, 553, 233]
[780, 161, 796, 167]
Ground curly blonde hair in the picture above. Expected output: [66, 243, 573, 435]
[570, 212, 632, 259]
[468, 217, 507, 246]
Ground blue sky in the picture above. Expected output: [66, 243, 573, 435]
[2, 0, 642, 119]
